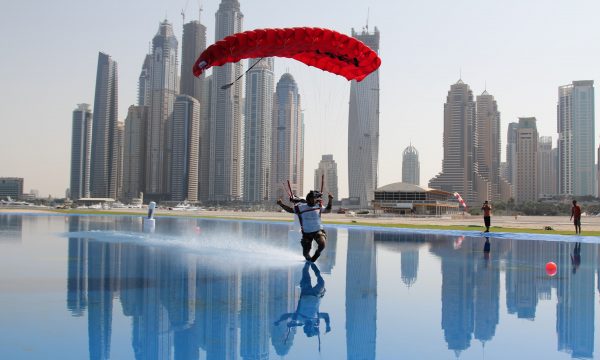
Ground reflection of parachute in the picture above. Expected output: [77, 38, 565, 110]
[193, 27, 381, 82]
[453, 192, 467, 210]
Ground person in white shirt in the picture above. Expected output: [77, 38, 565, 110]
[277, 190, 333, 262]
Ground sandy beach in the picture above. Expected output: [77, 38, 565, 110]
[1, 206, 597, 232]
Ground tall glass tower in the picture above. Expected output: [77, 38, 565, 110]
[90, 52, 119, 199]
[271, 73, 304, 200]
[145, 20, 179, 200]
[348, 27, 380, 209]
[180, 15, 209, 201]
[209, 0, 244, 201]
[243, 58, 274, 203]
[402, 145, 420, 186]
[558, 80, 595, 196]
[70, 104, 92, 200]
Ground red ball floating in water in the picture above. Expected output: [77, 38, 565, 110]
[545, 262, 557, 276]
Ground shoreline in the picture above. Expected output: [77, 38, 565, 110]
[1, 207, 598, 236]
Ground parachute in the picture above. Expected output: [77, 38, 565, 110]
[193, 27, 381, 82]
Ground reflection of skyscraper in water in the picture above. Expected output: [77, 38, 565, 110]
[0, 214, 23, 242]
[400, 249, 418, 287]
[317, 227, 337, 274]
[473, 239, 500, 345]
[87, 242, 116, 359]
[557, 243, 597, 358]
[505, 239, 538, 319]
[431, 239, 475, 354]
[67, 217, 88, 316]
[269, 264, 299, 357]
[346, 230, 377, 360]
[205, 271, 240, 359]
[241, 268, 269, 360]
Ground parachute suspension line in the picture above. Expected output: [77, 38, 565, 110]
[221, 57, 265, 90]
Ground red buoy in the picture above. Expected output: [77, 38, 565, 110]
[545, 262, 557, 276]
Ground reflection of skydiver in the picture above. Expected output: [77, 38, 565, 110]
[275, 262, 331, 346]
[277, 191, 333, 262]
[571, 242, 581, 274]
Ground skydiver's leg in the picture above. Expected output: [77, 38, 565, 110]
[301, 235, 312, 261]
[310, 231, 327, 262]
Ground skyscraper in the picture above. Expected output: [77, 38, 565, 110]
[515, 117, 538, 203]
[558, 80, 595, 196]
[170, 95, 200, 202]
[243, 58, 274, 203]
[138, 54, 152, 106]
[122, 105, 148, 203]
[506, 122, 519, 187]
[209, 0, 244, 202]
[70, 104, 93, 200]
[429, 80, 487, 204]
[475, 90, 501, 201]
[180, 17, 209, 201]
[90, 52, 119, 199]
[116, 122, 124, 200]
[348, 27, 380, 209]
[271, 73, 304, 200]
[537, 136, 555, 198]
[145, 20, 179, 200]
[401, 145, 420, 186]
[314, 154, 339, 201]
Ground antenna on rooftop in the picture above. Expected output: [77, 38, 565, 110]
[366, 7, 370, 32]
[198, 0, 203, 22]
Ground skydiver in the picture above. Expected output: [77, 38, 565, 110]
[277, 190, 333, 262]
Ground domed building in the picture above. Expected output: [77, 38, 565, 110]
[372, 182, 459, 215]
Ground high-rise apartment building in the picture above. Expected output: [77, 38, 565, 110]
[138, 54, 152, 106]
[429, 80, 488, 205]
[515, 117, 538, 203]
[209, 0, 244, 201]
[314, 154, 339, 201]
[0, 178, 24, 199]
[506, 122, 518, 187]
[243, 58, 274, 203]
[170, 95, 200, 202]
[145, 20, 179, 200]
[558, 80, 595, 196]
[90, 52, 119, 199]
[122, 105, 148, 203]
[271, 73, 304, 200]
[70, 104, 93, 200]
[348, 27, 380, 209]
[537, 136, 556, 198]
[402, 145, 420, 186]
[180, 17, 209, 201]
[475, 91, 501, 201]
[116, 122, 124, 200]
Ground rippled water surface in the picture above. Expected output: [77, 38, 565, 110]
[0, 214, 599, 359]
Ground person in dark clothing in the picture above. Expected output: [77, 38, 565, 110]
[481, 201, 492, 232]
[570, 200, 582, 234]
[278, 191, 333, 262]
[275, 262, 331, 340]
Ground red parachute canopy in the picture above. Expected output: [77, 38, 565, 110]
[193, 27, 381, 82]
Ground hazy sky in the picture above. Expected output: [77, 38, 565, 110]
[2, 0, 599, 198]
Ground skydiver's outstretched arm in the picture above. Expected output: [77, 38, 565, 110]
[275, 313, 293, 325]
[319, 313, 331, 332]
[277, 199, 294, 213]
[322, 193, 334, 214]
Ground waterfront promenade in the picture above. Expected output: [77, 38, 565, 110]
[2, 207, 598, 233]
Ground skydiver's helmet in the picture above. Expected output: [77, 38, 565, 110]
[303, 320, 320, 337]
[306, 191, 323, 205]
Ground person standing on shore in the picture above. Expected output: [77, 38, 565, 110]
[481, 200, 492, 233]
[277, 191, 334, 262]
[570, 200, 582, 234]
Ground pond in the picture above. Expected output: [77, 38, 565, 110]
[0, 214, 598, 359]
